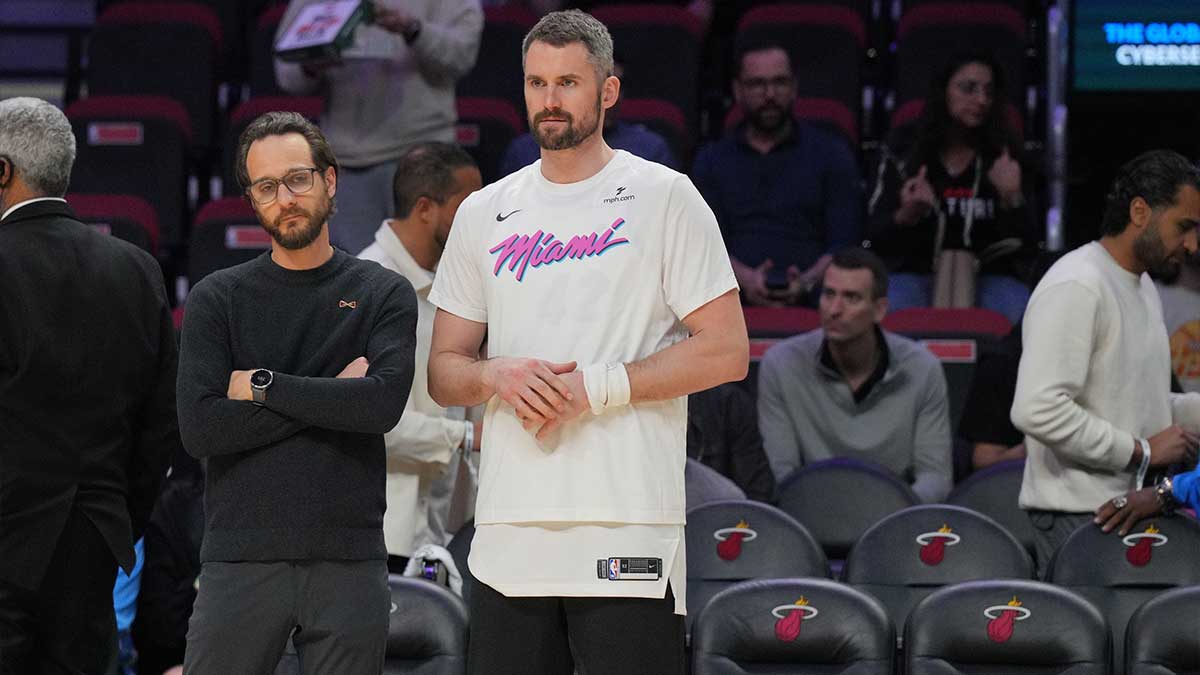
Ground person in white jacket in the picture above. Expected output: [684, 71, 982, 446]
[1011, 149, 1200, 574]
[359, 142, 483, 572]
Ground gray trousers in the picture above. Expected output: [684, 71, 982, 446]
[329, 160, 400, 255]
[1027, 511, 1094, 579]
[183, 560, 389, 675]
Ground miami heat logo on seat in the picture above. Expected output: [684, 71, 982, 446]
[984, 596, 1030, 643]
[713, 520, 757, 561]
[1122, 524, 1168, 567]
[772, 597, 818, 642]
[916, 524, 961, 566]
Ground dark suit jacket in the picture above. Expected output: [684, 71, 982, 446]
[0, 200, 179, 590]
[687, 383, 776, 503]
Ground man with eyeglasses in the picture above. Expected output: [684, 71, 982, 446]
[692, 37, 862, 307]
[176, 111, 418, 674]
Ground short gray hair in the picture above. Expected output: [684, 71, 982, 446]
[0, 97, 75, 197]
[522, 10, 614, 81]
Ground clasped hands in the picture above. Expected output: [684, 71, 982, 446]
[481, 357, 589, 442]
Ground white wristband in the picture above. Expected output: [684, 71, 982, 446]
[1136, 438, 1151, 490]
[581, 363, 630, 416]
[462, 420, 474, 452]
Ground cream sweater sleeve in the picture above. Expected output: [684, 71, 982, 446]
[1011, 280, 1136, 471]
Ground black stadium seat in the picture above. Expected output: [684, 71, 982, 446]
[725, 97, 860, 151]
[384, 575, 468, 675]
[685, 500, 828, 634]
[906, 579, 1109, 674]
[456, 97, 525, 186]
[250, 3, 287, 97]
[776, 457, 919, 561]
[186, 197, 266, 286]
[455, 4, 537, 115]
[1125, 585, 1200, 675]
[692, 578, 894, 675]
[67, 193, 161, 256]
[88, 1, 221, 151]
[736, 4, 867, 130]
[66, 96, 191, 251]
[590, 5, 703, 135]
[844, 504, 1033, 640]
[894, 2, 1026, 113]
[947, 459, 1036, 557]
[1048, 516, 1200, 673]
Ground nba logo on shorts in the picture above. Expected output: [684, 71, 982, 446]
[608, 558, 620, 580]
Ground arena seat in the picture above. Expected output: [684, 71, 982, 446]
[66, 95, 191, 251]
[686, 499, 828, 634]
[186, 197, 266, 286]
[455, 97, 525, 186]
[618, 98, 690, 167]
[89, 2, 221, 151]
[725, 97, 859, 150]
[844, 504, 1033, 642]
[384, 575, 468, 675]
[692, 578, 894, 675]
[776, 457, 919, 561]
[1048, 515, 1200, 673]
[66, 193, 160, 255]
[455, 4, 537, 116]
[906, 579, 1109, 674]
[1125, 585, 1200, 674]
[947, 459, 1036, 557]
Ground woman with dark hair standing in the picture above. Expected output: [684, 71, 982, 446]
[867, 52, 1035, 323]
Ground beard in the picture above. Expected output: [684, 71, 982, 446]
[1133, 219, 1181, 278]
[530, 96, 602, 151]
[746, 101, 789, 134]
[260, 194, 330, 251]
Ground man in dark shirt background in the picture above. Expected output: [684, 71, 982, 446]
[177, 111, 417, 675]
[687, 383, 776, 502]
[0, 96, 179, 675]
[692, 38, 862, 307]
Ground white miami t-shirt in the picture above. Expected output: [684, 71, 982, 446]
[429, 150, 736, 610]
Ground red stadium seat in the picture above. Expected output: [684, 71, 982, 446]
[618, 98, 690, 166]
[67, 193, 161, 255]
[736, 4, 867, 134]
[456, 97, 525, 185]
[725, 97, 860, 149]
[249, 3, 288, 96]
[89, 2, 221, 150]
[187, 197, 266, 287]
[591, 5, 704, 134]
[66, 95, 191, 251]
[456, 5, 538, 116]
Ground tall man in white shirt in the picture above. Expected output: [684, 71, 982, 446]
[1012, 150, 1200, 573]
[427, 10, 748, 674]
[359, 142, 483, 572]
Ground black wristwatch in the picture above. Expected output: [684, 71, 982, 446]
[250, 369, 273, 405]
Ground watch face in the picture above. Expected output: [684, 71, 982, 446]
[251, 370, 272, 388]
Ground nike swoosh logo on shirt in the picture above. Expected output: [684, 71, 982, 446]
[496, 209, 522, 222]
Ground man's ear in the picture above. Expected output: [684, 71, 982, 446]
[0, 156, 12, 189]
[324, 166, 337, 199]
[1129, 196, 1152, 231]
[873, 296, 889, 324]
[602, 74, 620, 111]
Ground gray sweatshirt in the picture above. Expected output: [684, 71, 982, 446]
[275, 0, 483, 167]
[758, 328, 953, 502]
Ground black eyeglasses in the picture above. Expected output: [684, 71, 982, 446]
[246, 167, 321, 206]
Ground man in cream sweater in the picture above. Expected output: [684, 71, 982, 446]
[1012, 149, 1200, 573]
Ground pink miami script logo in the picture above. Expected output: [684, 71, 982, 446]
[489, 218, 629, 282]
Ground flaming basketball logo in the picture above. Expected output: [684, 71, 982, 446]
[1122, 524, 1168, 567]
[772, 596, 819, 642]
[984, 596, 1031, 643]
[713, 520, 758, 561]
[916, 524, 961, 566]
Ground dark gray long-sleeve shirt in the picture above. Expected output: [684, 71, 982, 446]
[757, 329, 952, 503]
[177, 250, 417, 562]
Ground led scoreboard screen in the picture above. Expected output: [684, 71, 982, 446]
[1074, 0, 1200, 91]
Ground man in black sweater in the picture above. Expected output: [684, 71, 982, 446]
[177, 112, 417, 675]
